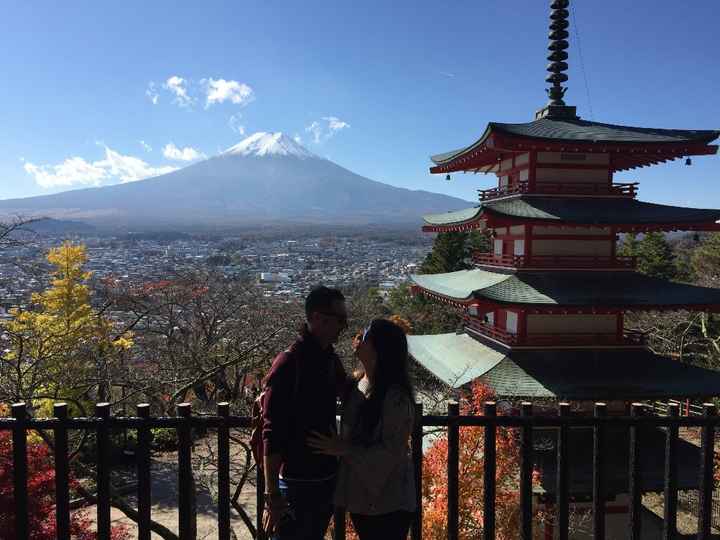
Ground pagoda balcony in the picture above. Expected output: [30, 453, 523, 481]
[477, 181, 638, 201]
[464, 316, 518, 345]
[464, 316, 646, 347]
[473, 253, 637, 270]
[522, 329, 646, 347]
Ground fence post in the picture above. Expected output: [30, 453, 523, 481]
[697, 403, 717, 540]
[11, 403, 28, 540]
[411, 402, 424, 540]
[520, 402, 533, 540]
[557, 402, 570, 540]
[136, 403, 152, 540]
[217, 402, 231, 540]
[333, 507, 346, 540]
[53, 402, 71, 540]
[177, 402, 196, 540]
[95, 402, 112, 540]
[629, 403, 643, 540]
[483, 401, 497, 540]
[663, 402, 679, 540]
[593, 402, 607, 540]
[447, 401, 460, 540]
[257, 443, 266, 540]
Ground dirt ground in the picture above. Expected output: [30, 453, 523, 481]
[81, 436, 258, 539]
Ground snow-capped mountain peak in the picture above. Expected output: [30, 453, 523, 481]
[222, 132, 317, 159]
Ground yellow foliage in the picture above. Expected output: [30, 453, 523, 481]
[3, 242, 133, 405]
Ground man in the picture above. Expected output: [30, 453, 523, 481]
[262, 285, 348, 539]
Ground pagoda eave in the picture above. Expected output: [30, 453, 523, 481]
[407, 332, 720, 399]
[422, 217, 720, 234]
[422, 198, 720, 233]
[430, 142, 718, 174]
[409, 285, 470, 308]
[411, 283, 720, 314]
[410, 269, 720, 311]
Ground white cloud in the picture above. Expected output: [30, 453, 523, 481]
[163, 75, 194, 108]
[97, 147, 178, 183]
[24, 147, 178, 188]
[323, 116, 350, 132]
[139, 140, 152, 152]
[146, 82, 159, 104]
[293, 133, 302, 144]
[305, 121, 323, 144]
[162, 143, 206, 162]
[24, 157, 109, 188]
[305, 116, 350, 144]
[203, 78, 254, 108]
[228, 114, 245, 135]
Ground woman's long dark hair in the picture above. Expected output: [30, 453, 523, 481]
[357, 318, 415, 444]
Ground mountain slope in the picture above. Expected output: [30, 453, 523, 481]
[1, 133, 471, 228]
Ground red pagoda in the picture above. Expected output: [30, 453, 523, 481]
[407, 1, 720, 535]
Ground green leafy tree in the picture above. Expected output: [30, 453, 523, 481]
[635, 232, 676, 280]
[621, 232, 675, 280]
[420, 230, 491, 274]
[618, 232, 639, 258]
[386, 283, 460, 335]
[692, 233, 720, 287]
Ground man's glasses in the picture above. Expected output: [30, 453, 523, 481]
[318, 311, 348, 325]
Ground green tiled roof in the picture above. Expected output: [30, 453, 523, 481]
[422, 197, 720, 227]
[423, 206, 482, 226]
[431, 118, 720, 165]
[408, 333, 720, 399]
[493, 118, 719, 144]
[404, 333, 506, 388]
[486, 197, 720, 224]
[410, 269, 720, 307]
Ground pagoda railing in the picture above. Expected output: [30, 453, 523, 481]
[478, 181, 638, 201]
[522, 330, 646, 347]
[464, 316, 518, 345]
[473, 252, 637, 270]
[3, 401, 719, 540]
[465, 315, 646, 347]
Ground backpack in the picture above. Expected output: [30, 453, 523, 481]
[249, 351, 301, 471]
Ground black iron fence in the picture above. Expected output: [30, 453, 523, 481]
[1, 400, 719, 540]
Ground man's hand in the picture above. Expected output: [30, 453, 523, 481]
[307, 430, 352, 457]
[263, 492, 290, 535]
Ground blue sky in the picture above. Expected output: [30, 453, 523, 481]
[1, 0, 719, 208]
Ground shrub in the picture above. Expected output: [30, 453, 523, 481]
[0, 431, 128, 539]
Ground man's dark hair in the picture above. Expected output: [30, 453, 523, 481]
[305, 286, 345, 319]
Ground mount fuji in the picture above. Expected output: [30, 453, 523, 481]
[1, 133, 470, 229]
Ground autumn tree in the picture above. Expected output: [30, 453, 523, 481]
[0, 241, 132, 414]
[422, 382, 526, 539]
[0, 430, 128, 539]
[100, 271, 301, 415]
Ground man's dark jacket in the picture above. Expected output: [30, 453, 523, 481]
[261, 327, 346, 480]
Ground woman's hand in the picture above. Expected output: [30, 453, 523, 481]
[307, 430, 352, 457]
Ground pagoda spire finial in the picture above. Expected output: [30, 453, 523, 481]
[546, 0, 570, 106]
[535, 0, 578, 120]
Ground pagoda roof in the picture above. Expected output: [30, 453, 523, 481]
[410, 269, 720, 309]
[430, 118, 719, 174]
[407, 332, 720, 399]
[422, 196, 720, 232]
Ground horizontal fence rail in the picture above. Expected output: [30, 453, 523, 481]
[1, 400, 719, 540]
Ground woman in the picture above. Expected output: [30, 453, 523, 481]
[307, 318, 416, 540]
